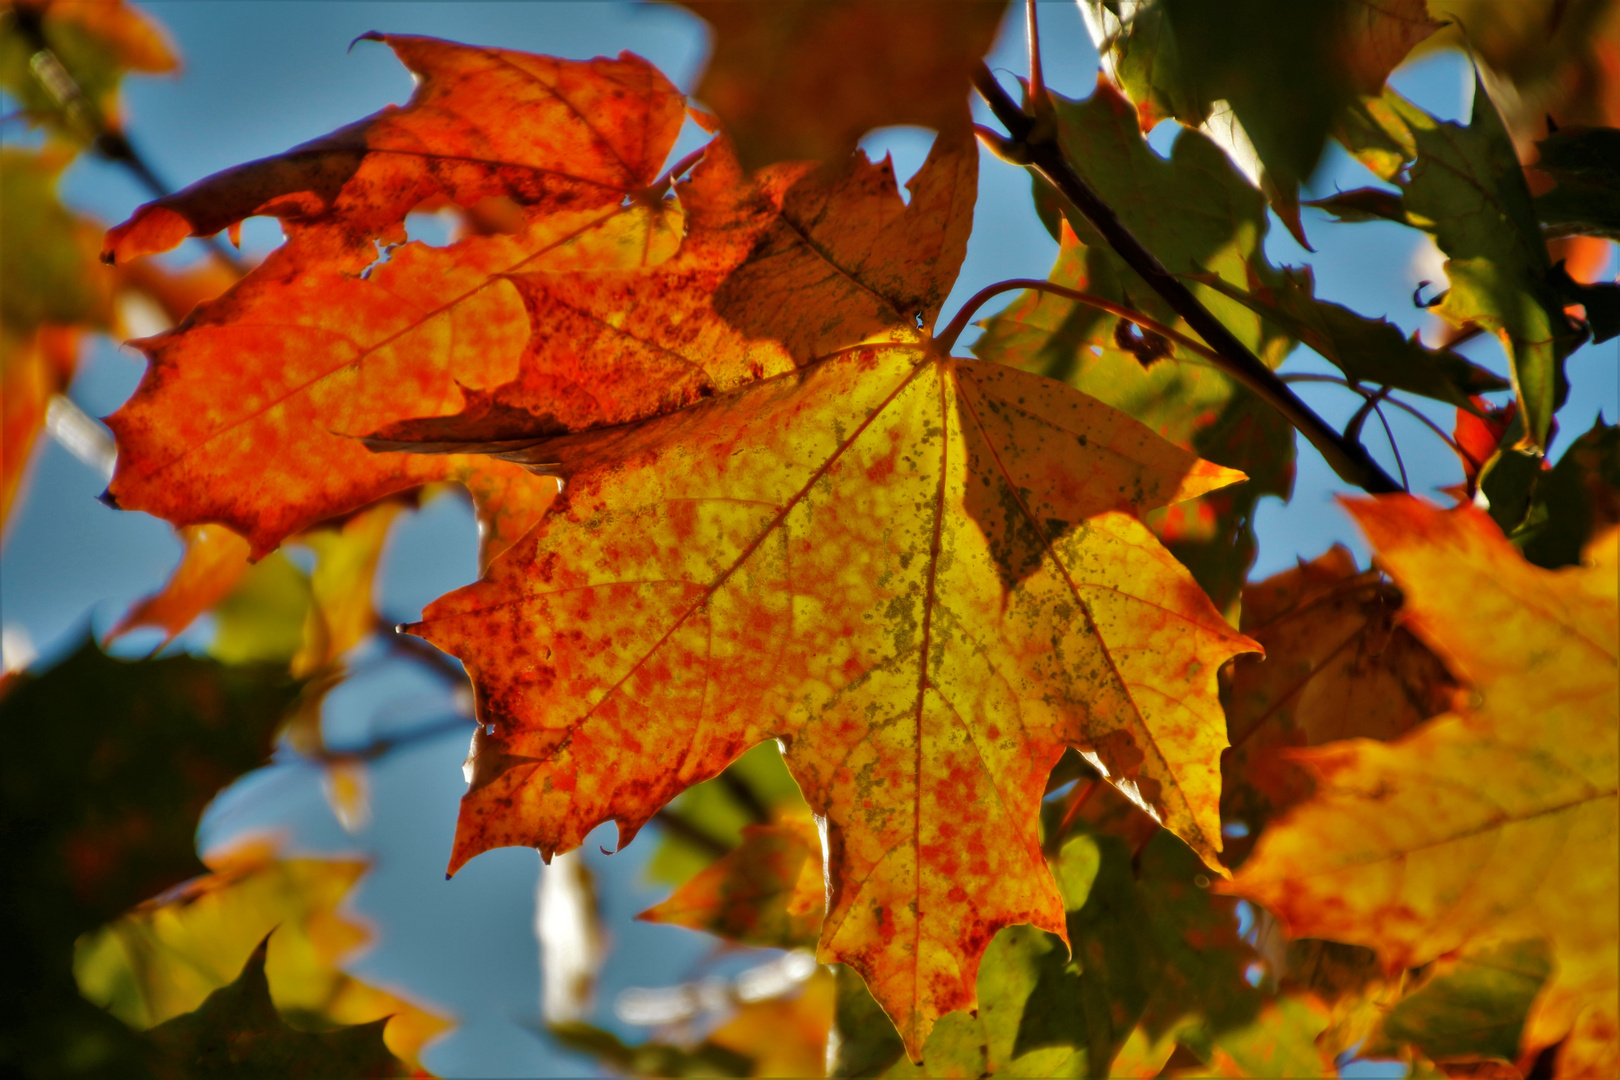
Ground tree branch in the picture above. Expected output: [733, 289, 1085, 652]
[971, 65, 1402, 495]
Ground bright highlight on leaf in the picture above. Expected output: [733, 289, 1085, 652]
[1229, 497, 1619, 1077]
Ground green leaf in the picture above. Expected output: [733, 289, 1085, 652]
[1364, 939, 1554, 1065]
[1304, 186, 1408, 225]
[0, 148, 111, 334]
[1081, 0, 1441, 233]
[0, 639, 303, 1079]
[1533, 126, 1620, 240]
[144, 935, 403, 1080]
[1514, 419, 1620, 568]
[208, 551, 314, 665]
[549, 1021, 753, 1078]
[1198, 265, 1509, 408]
[975, 80, 1296, 617]
[1334, 82, 1584, 449]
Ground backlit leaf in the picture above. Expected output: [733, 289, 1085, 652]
[680, 0, 1006, 170]
[413, 342, 1253, 1056]
[1080, 0, 1441, 233]
[1229, 498, 1619, 1078]
[1197, 266, 1509, 410]
[100, 34, 668, 555]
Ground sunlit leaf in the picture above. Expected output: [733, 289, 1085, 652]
[639, 814, 824, 950]
[100, 34, 666, 556]
[1080, 0, 1441, 234]
[1229, 498, 1618, 1078]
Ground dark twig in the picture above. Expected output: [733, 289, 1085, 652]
[717, 770, 773, 825]
[970, 64, 1403, 495]
[1279, 374, 1466, 457]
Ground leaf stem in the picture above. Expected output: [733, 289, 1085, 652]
[970, 64, 1402, 495]
[1280, 373, 1466, 457]
[936, 277, 1223, 365]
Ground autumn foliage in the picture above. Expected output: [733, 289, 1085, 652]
[3, 1, 1619, 1077]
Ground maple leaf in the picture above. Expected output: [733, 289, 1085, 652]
[1229, 498, 1619, 1078]
[410, 339, 1253, 1055]
[639, 813, 825, 950]
[143, 934, 406, 1080]
[679, 0, 1007, 170]
[1221, 544, 1458, 866]
[76, 842, 451, 1073]
[829, 822, 1332, 1077]
[975, 77, 1299, 615]
[98, 34, 683, 557]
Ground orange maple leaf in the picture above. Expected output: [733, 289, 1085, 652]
[1230, 499, 1618, 1078]
[99, 35, 686, 557]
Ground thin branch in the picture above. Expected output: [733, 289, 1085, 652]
[1280, 373, 1465, 456]
[1371, 401, 1410, 492]
[651, 808, 732, 858]
[971, 64, 1403, 495]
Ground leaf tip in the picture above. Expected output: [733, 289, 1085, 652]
[349, 30, 385, 54]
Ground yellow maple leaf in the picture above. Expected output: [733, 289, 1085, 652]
[1229, 497, 1618, 1077]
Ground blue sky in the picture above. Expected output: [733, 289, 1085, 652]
[3, 3, 1614, 1076]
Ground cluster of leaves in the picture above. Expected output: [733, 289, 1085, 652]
[5, 0, 1620, 1077]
